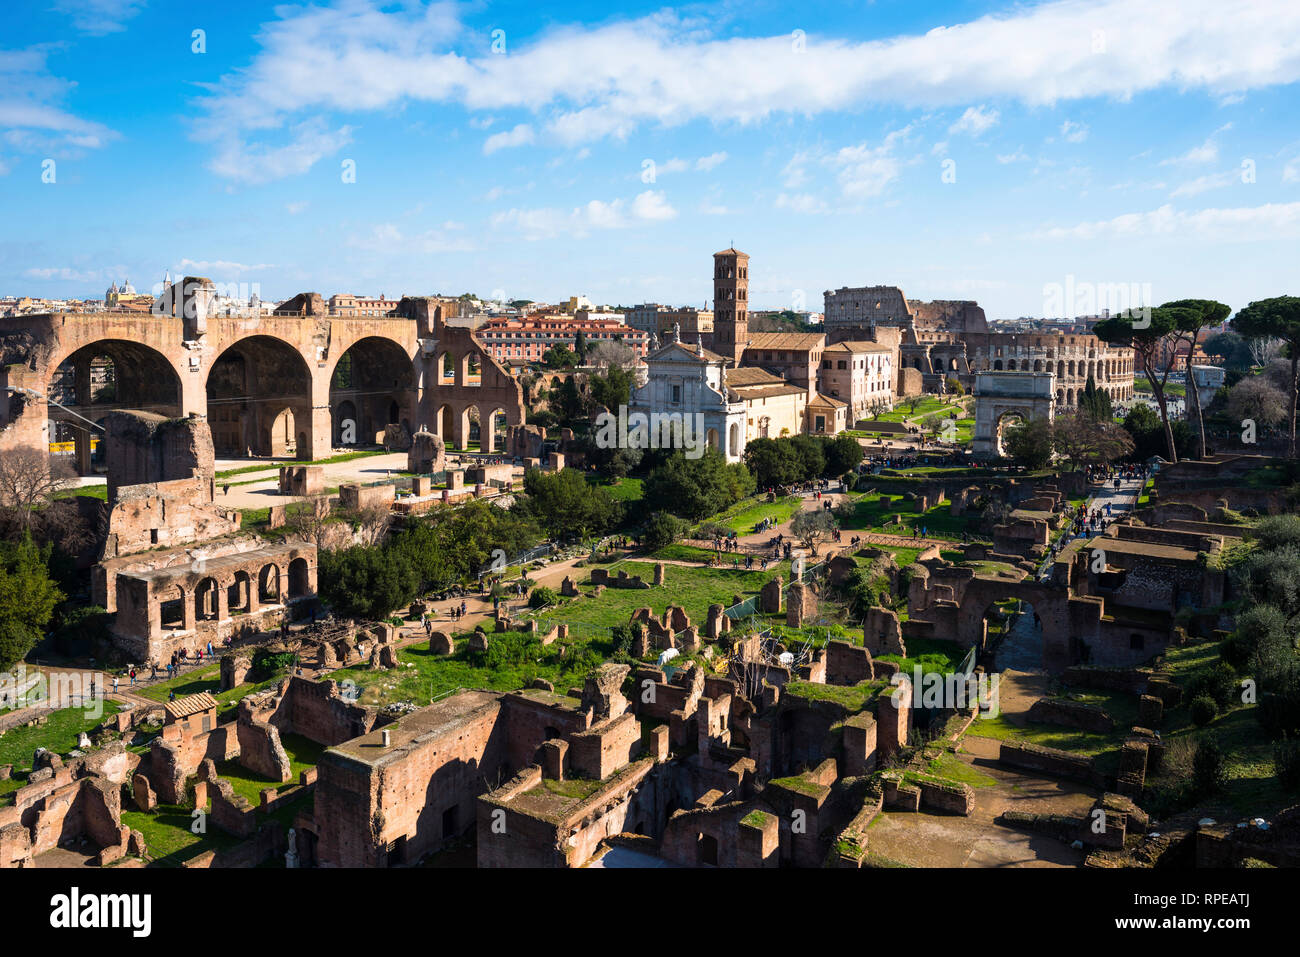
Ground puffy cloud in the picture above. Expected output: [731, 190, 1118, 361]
[197, 0, 1300, 181]
[1032, 201, 1300, 241]
[949, 105, 999, 136]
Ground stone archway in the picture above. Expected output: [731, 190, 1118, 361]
[971, 371, 1056, 458]
[206, 335, 313, 459]
[46, 340, 184, 475]
[328, 336, 416, 449]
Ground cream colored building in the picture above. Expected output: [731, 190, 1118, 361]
[821, 341, 895, 423]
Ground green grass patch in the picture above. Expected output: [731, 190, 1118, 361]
[0, 702, 122, 772]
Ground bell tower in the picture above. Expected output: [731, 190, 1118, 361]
[712, 247, 749, 365]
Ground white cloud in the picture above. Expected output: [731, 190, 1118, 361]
[197, 0, 1300, 180]
[695, 151, 728, 171]
[775, 193, 829, 214]
[491, 190, 678, 238]
[286, 201, 309, 215]
[1032, 201, 1300, 242]
[631, 189, 677, 220]
[53, 0, 146, 35]
[349, 223, 475, 253]
[931, 140, 949, 157]
[1060, 120, 1089, 143]
[1160, 124, 1231, 165]
[483, 122, 534, 154]
[209, 119, 353, 185]
[996, 148, 1029, 163]
[1169, 170, 1238, 197]
[949, 105, 999, 137]
[176, 259, 277, 274]
[0, 47, 118, 155]
[1284, 157, 1300, 183]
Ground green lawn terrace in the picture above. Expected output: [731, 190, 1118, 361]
[0, 701, 124, 807]
[839, 490, 988, 542]
[135, 662, 285, 720]
[117, 731, 322, 867]
[322, 633, 610, 709]
[698, 494, 803, 535]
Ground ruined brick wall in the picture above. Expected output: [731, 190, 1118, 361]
[568, 712, 641, 781]
[825, 640, 874, 686]
[104, 410, 215, 503]
[315, 696, 508, 867]
[500, 693, 591, 772]
[106, 475, 239, 556]
[276, 677, 377, 746]
[235, 714, 291, 783]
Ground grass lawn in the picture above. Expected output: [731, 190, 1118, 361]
[527, 560, 791, 629]
[52, 484, 107, 501]
[1, 702, 122, 807]
[702, 495, 802, 535]
[0, 701, 121, 772]
[967, 683, 1139, 776]
[136, 663, 285, 719]
[840, 492, 985, 541]
[217, 732, 324, 805]
[214, 448, 388, 480]
[120, 804, 241, 866]
[591, 476, 644, 502]
[325, 638, 605, 708]
[875, 636, 969, 679]
[927, 751, 998, 788]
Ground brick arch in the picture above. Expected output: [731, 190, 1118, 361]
[205, 334, 315, 459]
[326, 335, 418, 447]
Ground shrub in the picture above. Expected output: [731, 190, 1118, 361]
[528, 586, 559, 610]
[1192, 734, 1228, 796]
[1186, 661, 1240, 711]
[1274, 736, 1300, 791]
[252, 647, 296, 679]
[642, 511, 690, 552]
[1189, 694, 1218, 727]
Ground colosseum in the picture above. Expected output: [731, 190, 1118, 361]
[823, 285, 1135, 407]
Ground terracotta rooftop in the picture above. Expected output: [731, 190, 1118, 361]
[745, 332, 825, 351]
[165, 691, 218, 720]
[723, 366, 784, 387]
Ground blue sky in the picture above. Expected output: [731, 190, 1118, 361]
[3, 0, 1300, 318]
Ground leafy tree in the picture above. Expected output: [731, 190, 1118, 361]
[588, 364, 633, 412]
[0, 534, 64, 669]
[643, 450, 751, 521]
[641, 511, 689, 551]
[744, 437, 802, 489]
[1002, 417, 1054, 470]
[528, 586, 560, 609]
[823, 434, 865, 477]
[1192, 734, 1228, 795]
[543, 345, 580, 370]
[790, 508, 836, 556]
[517, 467, 620, 541]
[1122, 403, 1193, 462]
[1233, 297, 1300, 458]
[1095, 304, 1208, 462]
[1051, 411, 1135, 470]
[318, 545, 419, 621]
[789, 434, 827, 479]
[1162, 299, 1232, 458]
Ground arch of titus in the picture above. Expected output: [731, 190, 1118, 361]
[0, 279, 525, 471]
[971, 371, 1057, 458]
